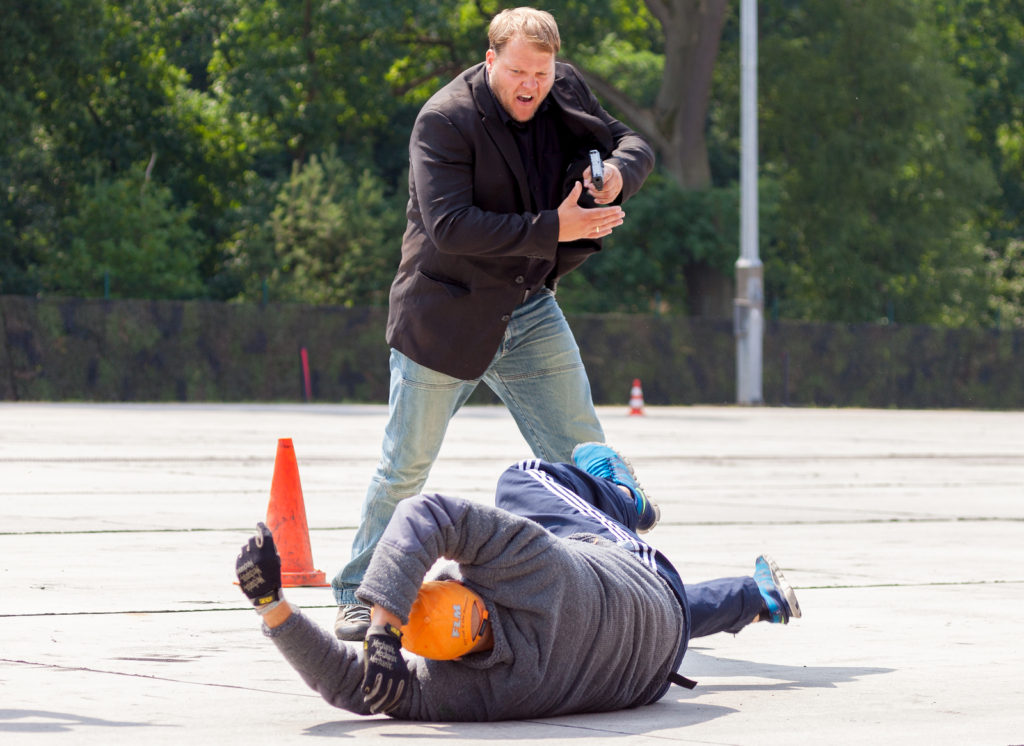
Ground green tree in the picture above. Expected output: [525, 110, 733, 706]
[92, 1, 259, 298]
[209, 1, 416, 172]
[8, 0, 1018, 330]
[0, 0, 106, 294]
[935, 0, 1024, 327]
[553, 0, 730, 190]
[201, 0, 425, 300]
[986, 239, 1024, 327]
[1, 0, 255, 299]
[263, 149, 405, 307]
[36, 166, 205, 299]
[559, 175, 741, 312]
[758, 0, 997, 324]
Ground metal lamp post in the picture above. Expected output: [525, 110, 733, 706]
[735, 0, 763, 404]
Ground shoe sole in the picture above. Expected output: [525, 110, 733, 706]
[761, 554, 802, 619]
[573, 442, 660, 533]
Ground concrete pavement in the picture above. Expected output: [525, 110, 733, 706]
[1, 402, 1022, 744]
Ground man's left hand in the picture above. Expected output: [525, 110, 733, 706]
[235, 522, 283, 614]
[362, 624, 410, 713]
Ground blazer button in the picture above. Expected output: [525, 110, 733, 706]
[501, 314, 511, 322]
[514, 275, 525, 284]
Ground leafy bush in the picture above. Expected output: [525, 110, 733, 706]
[265, 148, 405, 307]
[36, 165, 204, 299]
[558, 174, 748, 313]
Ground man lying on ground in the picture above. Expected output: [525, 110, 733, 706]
[235, 443, 801, 720]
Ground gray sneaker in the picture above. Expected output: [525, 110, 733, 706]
[334, 603, 371, 640]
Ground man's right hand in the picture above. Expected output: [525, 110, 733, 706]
[557, 181, 625, 242]
[362, 624, 410, 714]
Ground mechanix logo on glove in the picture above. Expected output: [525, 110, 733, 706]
[237, 559, 277, 607]
[362, 624, 410, 714]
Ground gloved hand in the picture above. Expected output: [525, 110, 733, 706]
[235, 522, 283, 614]
[362, 623, 409, 713]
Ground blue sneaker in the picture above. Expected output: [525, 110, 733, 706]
[753, 555, 802, 624]
[571, 442, 660, 533]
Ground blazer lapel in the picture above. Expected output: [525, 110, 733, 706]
[469, 65, 533, 209]
[550, 67, 614, 153]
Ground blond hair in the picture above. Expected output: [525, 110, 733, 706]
[488, 7, 561, 55]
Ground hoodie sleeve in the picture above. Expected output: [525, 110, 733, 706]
[355, 493, 555, 623]
[262, 608, 373, 716]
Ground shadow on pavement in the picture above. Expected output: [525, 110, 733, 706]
[0, 709, 161, 734]
[301, 698, 738, 739]
[679, 648, 894, 692]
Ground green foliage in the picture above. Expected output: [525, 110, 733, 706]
[2, 0, 1022, 331]
[933, 0, 1024, 325]
[0, 0, 107, 294]
[558, 174, 744, 313]
[574, 33, 664, 108]
[986, 239, 1024, 327]
[0, 0, 256, 299]
[36, 166, 204, 299]
[263, 149, 405, 307]
[0, 136, 57, 295]
[0, 0, 106, 140]
[758, 0, 998, 325]
[209, 0, 415, 167]
[381, 0, 488, 103]
[548, 0, 662, 56]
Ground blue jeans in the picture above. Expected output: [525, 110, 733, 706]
[333, 289, 604, 604]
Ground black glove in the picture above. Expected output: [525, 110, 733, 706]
[235, 522, 283, 614]
[362, 623, 409, 713]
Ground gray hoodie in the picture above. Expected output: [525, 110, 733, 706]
[265, 493, 684, 721]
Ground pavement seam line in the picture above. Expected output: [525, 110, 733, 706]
[2, 515, 1022, 537]
[0, 657, 321, 698]
[6, 580, 1023, 619]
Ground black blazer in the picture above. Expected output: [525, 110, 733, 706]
[386, 61, 655, 380]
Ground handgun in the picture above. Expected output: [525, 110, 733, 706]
[588, 150, 604, 191]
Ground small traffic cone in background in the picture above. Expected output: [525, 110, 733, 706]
[628, 378, 645, 416]
[265, 438, 329, 587]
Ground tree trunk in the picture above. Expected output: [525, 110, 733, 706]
[646, 0, 728, 189]
[569, 0, 734, 315]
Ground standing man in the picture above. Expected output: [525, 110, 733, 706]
[332, 7, 656, 639]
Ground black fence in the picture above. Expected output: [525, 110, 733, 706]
[1, 295, 1020, 408]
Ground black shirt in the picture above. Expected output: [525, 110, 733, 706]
[490, 90, 569, 214]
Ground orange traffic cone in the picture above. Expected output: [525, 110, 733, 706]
[628, 378, 645, 416]
[265, 438, 329, 587]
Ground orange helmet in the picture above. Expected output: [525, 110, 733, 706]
[400, 580, 490, 660]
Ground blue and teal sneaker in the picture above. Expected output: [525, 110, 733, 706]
[753, 554, 802, 624]
[571, 442, 660, 533]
